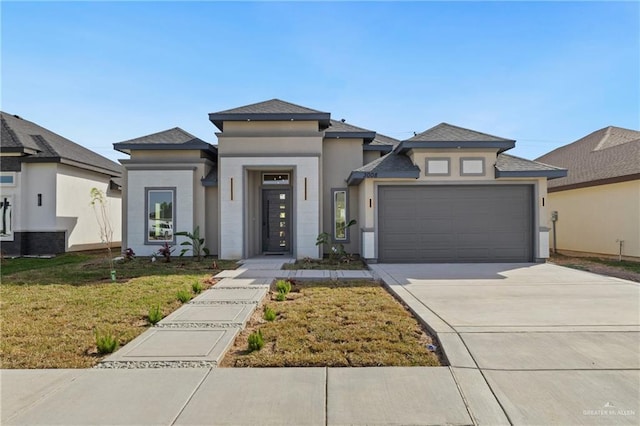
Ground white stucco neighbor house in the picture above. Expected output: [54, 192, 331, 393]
[536, 126, 640, 259]
[0, 112, 122, 256]
[115, 99, 566, 263]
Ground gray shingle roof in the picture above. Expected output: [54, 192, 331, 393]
[495, 153, 567, 179]
[209, 99, 331, 131]
[113, 127, 215, 155]
[407, 122, 514, 142]
[347, 152, 420, 185]
[370, 133, 400, 147]
[0, 112, 121, 176]
[535, 126, 640, 189]
[325, 119, 376, 142]
[116, 127, 203, 145]
[213, 99, 326, 115]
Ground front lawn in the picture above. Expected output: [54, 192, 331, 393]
[220, 280, 441, 367]
[549, 253, 640, 282]
[0, 253, 236, 368]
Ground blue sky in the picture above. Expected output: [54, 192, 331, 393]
[2, 1, 638, 163]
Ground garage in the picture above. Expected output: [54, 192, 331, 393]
[378, 185, 533, 263]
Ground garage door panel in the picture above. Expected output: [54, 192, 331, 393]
[379, 185, 533, 263]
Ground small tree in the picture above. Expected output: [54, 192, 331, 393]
[175, 226, 209, 261]
[90, 188, 115, 281]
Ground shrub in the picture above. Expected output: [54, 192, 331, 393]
[247, 330, 264, 352]
[158, 242, 174, 263]
[176, 289, 192, 303]
[275, 292, 286, 302]
[192, 280, 204, 294]
[122, 248, 135, 261]
[263, 306, 276, 321]
[95, 330, 118, 354]
[148, 305, 163, 325]
[275, 279, 291, 295]
[175, 226, 210, 261]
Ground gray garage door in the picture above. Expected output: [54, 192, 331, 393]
[378, 185, 533, 263]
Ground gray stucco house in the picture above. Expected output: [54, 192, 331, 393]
[114, 99, 566, 263]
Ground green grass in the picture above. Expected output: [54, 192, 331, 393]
[221, 280, 441, 368]
[282, 258, 366, 270]
[0, 252, 237, 368]
[1, 253, 237, 285]
[590, 258, 640, 274]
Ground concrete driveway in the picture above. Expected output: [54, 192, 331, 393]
[371, 262, 640, 425]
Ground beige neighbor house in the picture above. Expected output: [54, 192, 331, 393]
[536, 126, 640, 260]
[115, 99, 566, 263]
[0, 112, 122, 256]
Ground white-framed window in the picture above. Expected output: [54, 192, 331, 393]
[461, 158, 485, 176]
[0, 173, 16, 186]
[0, 194, 14, 241]
[333, 189, 348, 241]
[145, 188, 175, 244]
[425, 158, 450, 176]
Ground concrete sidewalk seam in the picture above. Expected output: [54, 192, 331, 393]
[448, 366, 479, 426]
[169, 368, 214, 426]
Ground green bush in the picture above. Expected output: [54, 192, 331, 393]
[275, 279, 291, 295]
[192, 280, 204, 294]
[148, 305, 163, 325]
[263, 306, 276, 321]
[176, 289, 192, 303]
[95, 330, 118, 354]
[275, 292, 286, 302]
[248, 329, 264, 352]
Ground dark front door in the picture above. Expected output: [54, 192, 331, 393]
[262, 188, 291, 253]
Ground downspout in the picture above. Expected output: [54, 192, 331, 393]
[616, 239, 624, 261]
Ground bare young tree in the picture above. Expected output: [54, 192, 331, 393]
[90, 187, 115, 281]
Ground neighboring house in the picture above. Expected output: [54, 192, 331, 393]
[115, 99, 566, 263]
[0, 112, 122, 255]
[536, 126, 640, 259]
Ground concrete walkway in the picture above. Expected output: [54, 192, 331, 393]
[6, 259, 474, 426]
[370, 262, 640, 426]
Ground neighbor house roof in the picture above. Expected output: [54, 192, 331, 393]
[0, 111, 121, 177]
[113, 127, 216, 155]
[208, 99, 331, 131]
[347, 152, 420, 185]
[495, 153, 567, 179]
[325, 119, 376, 142]
[535, 126, 640, 191]
[396, 122, 516, 153]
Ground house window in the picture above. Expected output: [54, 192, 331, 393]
[333, 189, 348, 241]
[461, 158, 485, 176]
[425, 158, 450, 176]
[146, 188, 175, 243]
[0, 195, 13, 240]
[263, 173, 290, 185]
[0, 173, 15, 186]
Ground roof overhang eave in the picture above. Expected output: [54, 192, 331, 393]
[395, 140, 516, 154]
[347, 170, 420, 186]
[208, 112, 332, 131]
[325, 131, 376, 143]
[495, 169, 568, 179]
[363, 144, 394, 152]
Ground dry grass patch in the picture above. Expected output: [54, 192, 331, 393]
[221, 280, 442, 367]
[282, 258, 366, 270]
[0, 253, 237, 369]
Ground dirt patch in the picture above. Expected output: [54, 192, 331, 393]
[549, 254, 640, 283]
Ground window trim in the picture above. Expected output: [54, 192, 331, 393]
[332, 188, 350, 243]
[144, 187, 177, 245]
[0, 173, 16, 186]
[460, 157, 486, 176]
[425, 158, 451, 176]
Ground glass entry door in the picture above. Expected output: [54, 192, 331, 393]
[262, 188, 291, 253]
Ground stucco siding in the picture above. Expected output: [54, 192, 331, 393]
[205, 186, 219, 256]
[219, 156, 320, 259]
[548, 180, 640, 258]
[22, 163, 58, 231]
[126, 169, 194, 256]
[56, 164, 122, 251]
[322, 138, 362, 254]
[410, 150, 499, 181]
